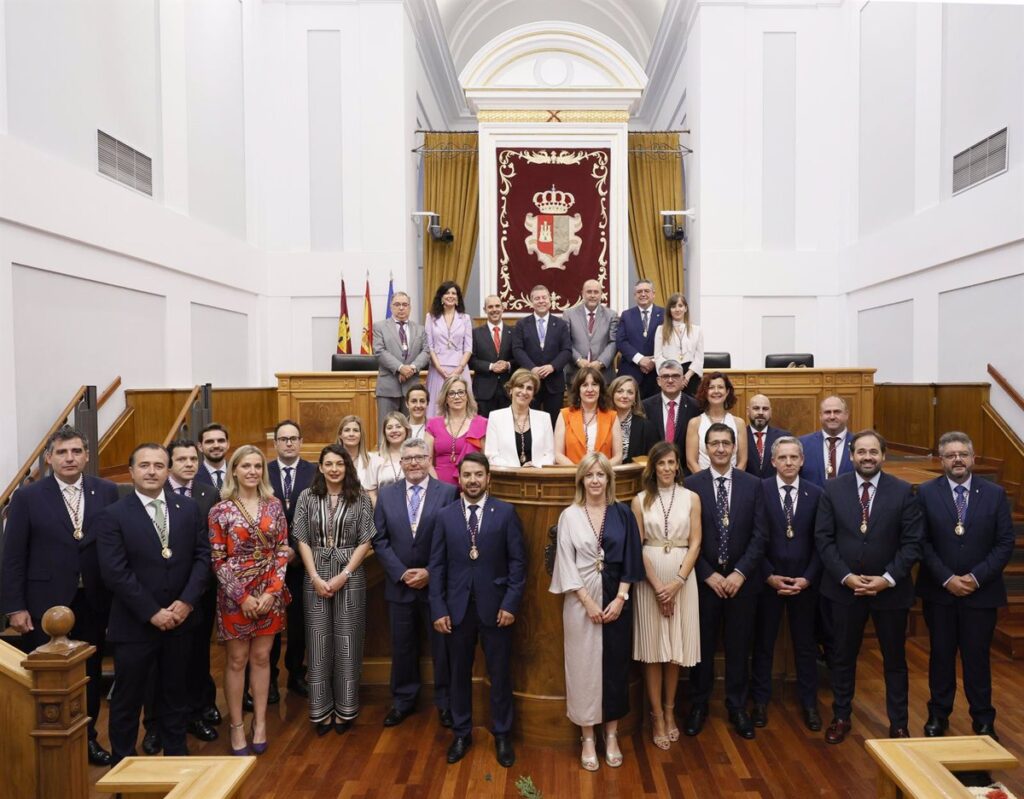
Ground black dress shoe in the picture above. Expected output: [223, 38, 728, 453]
[438, 708, 454, 728]
[187, 719, 219, 741]
[825, 718, 852, 745]
[494, 734, 515, 768]
[243, 693, 254, 713]
[88, 740, 113, 767]
[684, 705, 708, 737]
[729, 709, 756, 739]
[750, 703, 768, 728]
[383, 707, 413, 727]
[973, 722, 999, 741]
[288, 676, 309, 698]
[446, 734, 472, 764]
[141, 730, 162, 755]
[889, 727, 910, 739]
[267, 682, 281, 705]
[803, 706, 823, 732]
[923, 714, 948, 737]
[201, 705, 222, 726]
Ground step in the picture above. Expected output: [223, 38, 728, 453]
[994, 620, 1024, 660]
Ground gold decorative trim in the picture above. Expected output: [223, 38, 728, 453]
[477, 110, 630, 124]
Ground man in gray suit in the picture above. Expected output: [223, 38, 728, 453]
[373, 291, 430, 428]
[564, 279, 619, 385]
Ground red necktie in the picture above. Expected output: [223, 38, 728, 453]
[755, 431, 765, 462]
[492, 326, 501, 352]
[666, 400, 676, 442]
[860, 482, 872, 531]
[827, 436, 839, 479]
[587, 311, 595, 335]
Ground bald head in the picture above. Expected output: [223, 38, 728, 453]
[483, 294, 504, 325]
[748, 394, 772, 431]
[581, 280, 603, 310]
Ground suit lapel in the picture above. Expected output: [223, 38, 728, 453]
[936, 479, 960, 526]
[128, 494, 163, 556]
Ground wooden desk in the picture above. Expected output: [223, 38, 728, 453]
[865, 735, 1018, 798]
[96, 756, 257, 798]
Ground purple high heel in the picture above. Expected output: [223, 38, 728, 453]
[250, 722, 268, 755]
[229, 722, 252, 756]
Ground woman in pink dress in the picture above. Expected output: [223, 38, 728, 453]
[424, 281, 473, 417]
[424, 375, 487, 485]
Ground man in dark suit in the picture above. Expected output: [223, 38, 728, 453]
[0, 425, 119, 766]
[470, 295, 514, 417]
[372, 438, 459, 728]
[264, 420, 316, 700]
[683, 422, 767, 740]
[749, 437, 823, 731]
[745, 394, 791, 480]
[511, 284, 572, 426]
[917, 431, 1014, 741]
[642, 359, 700, 473]
[815, 429, 922, 743]
[616, 278, 664, 399]
[431, 453, 526, 767]
[96, 443, 211, 765]
[799, 396, 854, 487]
[194, 423, 230, 488]
[564, 278, 619, 386]
[142, 439, 223, 754]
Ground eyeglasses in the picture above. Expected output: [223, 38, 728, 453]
[941, 452, 971, 462]
[447, 390, 467, 398]
[659, 374, 683, 381]
[275, 436, 300, 444]
[400, 455, 428, 463]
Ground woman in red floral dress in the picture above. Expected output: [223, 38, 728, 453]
[208, 444, 291, 756]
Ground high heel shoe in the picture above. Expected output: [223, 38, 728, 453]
[315, 719, 333, 737]
[663, 704, 680, 742]
[603, 731, 623, 768]
[580, 736, 599, 772]
[650, 711, 670, 751]
[229, 722, 251, 756]
[250, 722, 268, 755]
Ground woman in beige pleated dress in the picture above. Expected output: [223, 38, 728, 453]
[632, 440, 702, 750]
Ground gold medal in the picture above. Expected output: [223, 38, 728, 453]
[786, 526, 794, 539]
[722, 515, 730, 528]
[469, 546, 479, 560]
[161, 547, 173, 559]
[859, 522, 867, 534]
[826, 465, 834, 475]
[73, 528, 84, 540]
[664, 544, 672, 554]
[954, 523, 964, 536]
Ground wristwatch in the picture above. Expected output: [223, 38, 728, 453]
[617, 591, 629, 602]
[342, 568, 353, 578]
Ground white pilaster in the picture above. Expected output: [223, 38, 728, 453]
[158, 0, 189, 212]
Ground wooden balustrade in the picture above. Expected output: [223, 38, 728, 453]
[865, 735, 1018, 798]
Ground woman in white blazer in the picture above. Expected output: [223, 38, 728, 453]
[485, 369, 555, 467]
[653, 293, 704, 395]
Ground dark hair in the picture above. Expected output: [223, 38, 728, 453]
[129, 442, 168, 468]
[704, 422, 736, 445]
[641, 442, 684, 509]
[274, 419, 302, 438]
[405, 384, 429, 403]
[199, 422, 229, 443]
[430, 281, 466, 317]
[166, 439, 199, 460]
[850, 429, 887, 454]
[459, 451, 491, 476]
[568, 366, 610, 411]
[695, 372, 736, 412]
[309, 444, 362, 505]
[45, 424, 89, 454]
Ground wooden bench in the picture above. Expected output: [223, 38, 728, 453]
[96, 756, 256, 799]
[865, 735, 1018, 798]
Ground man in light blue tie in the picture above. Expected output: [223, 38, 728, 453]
[511, 284, 572, 426]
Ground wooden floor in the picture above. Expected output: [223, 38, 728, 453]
[86, 635, 1023, 799]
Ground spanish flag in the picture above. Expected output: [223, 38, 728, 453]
[360, 276, 373, 355]
[336, 278, 351, 354]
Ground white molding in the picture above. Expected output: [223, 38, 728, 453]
[404, 0, 474, 127]
[634, 0, 692, 127]
[0, 0, 7, 135]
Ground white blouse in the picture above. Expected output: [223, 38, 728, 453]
[654, 323, 704, 375]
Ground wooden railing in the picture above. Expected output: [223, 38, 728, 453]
[163, 385, 202, 447]
[989, 363, 1024, 414]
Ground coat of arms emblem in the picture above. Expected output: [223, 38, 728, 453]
[524, 185, 583, 271]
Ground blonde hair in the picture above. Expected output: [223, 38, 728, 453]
[437, 375, 478, 417]
[661, 292, 691, 343]
[573, 452, 616, 506]
[221, 445, 275, 501]
[505, 368, 540, 398]
[336, 414, 370, 470]
[378, 411, 411, 452]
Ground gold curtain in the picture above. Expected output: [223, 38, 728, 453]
[422, 132, 479, 305]
[627, 132, 684, 302]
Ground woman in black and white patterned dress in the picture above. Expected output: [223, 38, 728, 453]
[292, 444, 375, 735]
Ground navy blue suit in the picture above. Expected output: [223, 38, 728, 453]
[814, 471, 922, 729]
[916, 475, 1014, 726]
[511, 313, 573, 425]
[96, 492, 210, 763]
[642, 392, 700, 473]
[0, 474, 119, 741]
[750, 478, 822, 709]
[746, 425, 792, 479]
[684, 468, 767, 711]
[266, 458, 316, 683]
[194, 462, 226, 489]
[799, 431, 854, 487]
[372, 478, 458, 712]
[429, 496, 526, 737]
[616, 304, 664, 398]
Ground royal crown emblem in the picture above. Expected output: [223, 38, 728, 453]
[524, 184, 583, 271]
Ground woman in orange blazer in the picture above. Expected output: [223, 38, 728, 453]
[555, 366, 624, 465]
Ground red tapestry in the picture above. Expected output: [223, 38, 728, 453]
[496, 148, 610, 313]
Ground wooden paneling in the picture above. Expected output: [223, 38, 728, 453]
[211, 388, 278, 449]
[981, 403, 1024, 490]
[874, 385, 935, 449]
[277, 374, 380, 460]
[936, 385, 989, 449]
[0, 640, 36, 799]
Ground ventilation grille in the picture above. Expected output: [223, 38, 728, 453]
[953, 128, 1007, 195]
[97, 130, 152, 196]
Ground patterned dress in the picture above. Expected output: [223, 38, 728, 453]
[292, 490, 375, 722]
[208, 497, 291, 640]
[424, 312, 474, 417]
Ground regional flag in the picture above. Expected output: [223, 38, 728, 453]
[336, 278, 351, 354]
[384, 275, 395, 319]
[360, 277, 373, 355]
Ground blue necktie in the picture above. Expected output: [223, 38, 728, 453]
[954, 485, 967, 525]
[408, 484, 423, 531]
[468, 504, 480, 536]
[537, 316, 547, 348]
[715, 476, 729, 565]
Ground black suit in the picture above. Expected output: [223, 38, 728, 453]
[815, 471, 922, 729]
[684, 468, 767, 711]
[266, 458, 316, 684]
[642, 393, 700, 473]
[0, 474, 119, 742]
[916, 475, 1014, 726]
[745, 425, 792, 479]
[470, 322, 514, 417]
[623, 414, 657, 463]
[511, 314, 572, 426]
[750, 478, 822, 710]
[96, 492, 210, 763]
